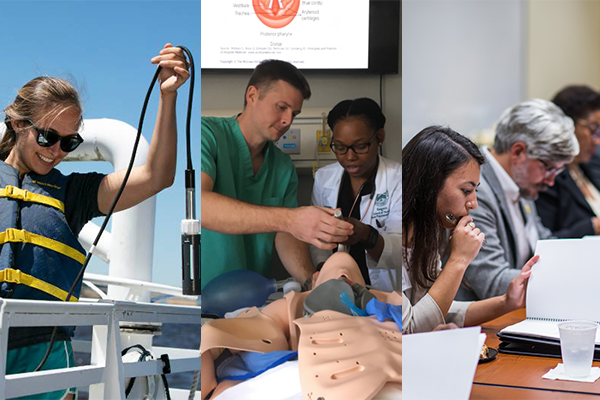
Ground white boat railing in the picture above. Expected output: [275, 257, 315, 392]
[0, 119, 201, 399]
[0, 298, 201, 399]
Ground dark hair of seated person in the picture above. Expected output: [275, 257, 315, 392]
[402, 125, 485, 289]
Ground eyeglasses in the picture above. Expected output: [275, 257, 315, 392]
[577, 120, 600, 140]
[538, 159, 565, 178]
[330, 132, 378, 155]
[28, 120, 84, 153]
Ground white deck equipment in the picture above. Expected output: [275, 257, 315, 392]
[0, 120, 201, 399]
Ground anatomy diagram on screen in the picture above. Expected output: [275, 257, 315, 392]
[253, 0, 300, 28]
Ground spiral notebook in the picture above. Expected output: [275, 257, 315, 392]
[498, 239, 600, 357]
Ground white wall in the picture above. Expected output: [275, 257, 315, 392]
[402, 0, 600, 150]
[402, 0, 526, 147]
[201, 69, 402, 163]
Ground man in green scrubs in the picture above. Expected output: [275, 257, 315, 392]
[201, 60, 354, 290]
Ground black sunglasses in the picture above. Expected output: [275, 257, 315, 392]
[27, 120, 84, 153]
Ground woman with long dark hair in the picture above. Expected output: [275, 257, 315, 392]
[402, 125, 538, 333]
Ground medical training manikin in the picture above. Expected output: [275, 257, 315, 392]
[201, 252, 402, 400]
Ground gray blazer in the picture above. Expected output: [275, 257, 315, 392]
[455, 161, 552, 301]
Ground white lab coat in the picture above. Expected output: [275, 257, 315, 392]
[310, 155, 402, 292]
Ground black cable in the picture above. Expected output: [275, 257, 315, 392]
[179, 46, 195, 171]
[34, 46, 195, 373]
[178, 46, 200, 296]
[120, 345, 172, 399]
[34, 66, 162, 372]
[161, 372, 172, 400]
[122, 344, 153, 397]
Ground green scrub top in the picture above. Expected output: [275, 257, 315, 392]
[201, 116, 298, 289]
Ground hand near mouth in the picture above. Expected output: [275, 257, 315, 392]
[446, 215, 485, 265]
[446, 213, 487, 248]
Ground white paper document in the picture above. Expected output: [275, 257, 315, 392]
[403, 327, 484, 400]
[500, 238, 600, 340]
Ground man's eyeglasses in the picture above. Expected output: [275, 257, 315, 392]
[538, 159, 565, 178]
[28, 120, 84, 153]
[330, 132, 378, 155]
[577, 120, 600, 140]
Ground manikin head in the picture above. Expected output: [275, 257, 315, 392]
[312, 252, 366, 289]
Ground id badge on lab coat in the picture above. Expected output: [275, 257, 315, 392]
[372, 191, 390, 219]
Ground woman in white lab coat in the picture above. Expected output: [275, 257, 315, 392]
[310, 98, 401, 291]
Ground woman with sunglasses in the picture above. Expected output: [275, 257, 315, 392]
[0, 43, 188, 398]
[310, 98, 401, 292]
[536, 85, 600, 238]
[402, 126, 538, 334]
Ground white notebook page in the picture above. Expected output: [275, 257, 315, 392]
[526, 239, 600, 323]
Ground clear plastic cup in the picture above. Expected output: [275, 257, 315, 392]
[558, 320, 598, 377]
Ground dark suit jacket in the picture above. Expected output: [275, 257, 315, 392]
[535, 162, 600, 238]
[582, 146, 600, 184]
[455, 159, 551, 301]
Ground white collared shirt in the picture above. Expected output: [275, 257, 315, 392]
[483, 147, 538, 267]
[310, 156, 402, 291]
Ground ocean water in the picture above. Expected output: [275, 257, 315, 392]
[73, 323, 201, 397]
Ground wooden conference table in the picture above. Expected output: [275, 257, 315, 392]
[470, 309, 600, 399]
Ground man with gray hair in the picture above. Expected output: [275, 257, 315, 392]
[454, 98, 579, 301]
